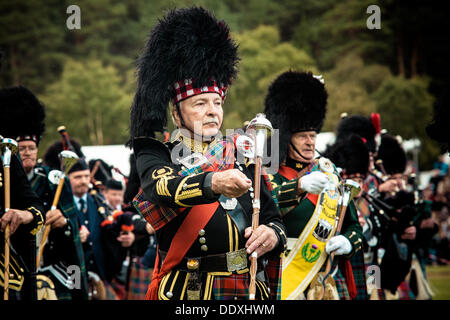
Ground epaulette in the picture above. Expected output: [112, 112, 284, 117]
[132, 136, 171, 159]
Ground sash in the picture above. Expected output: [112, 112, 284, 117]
[281, 170, 340, 300]
[145, 201, 219, 300]
[144, 136, 236, 300]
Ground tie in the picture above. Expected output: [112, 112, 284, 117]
[79, 198, 86, 213]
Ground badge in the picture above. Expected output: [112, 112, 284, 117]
[48, 169, 64, 185]
[178, 153, 208, 169]
[219, 197, 238, 210]
[319, 157, 334, 173]
[151, 166, 174, 179]
[235, 135, 255, 158]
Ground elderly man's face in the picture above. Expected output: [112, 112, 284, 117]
[288, 131, 317, 163]
[18, 140, 38, 174]
[173, 92, 223, 138]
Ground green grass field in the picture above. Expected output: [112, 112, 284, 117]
[426, 265, 450, 300]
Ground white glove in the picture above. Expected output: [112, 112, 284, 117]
[300, 171, 329, 194]
[325, 235, 352, 255]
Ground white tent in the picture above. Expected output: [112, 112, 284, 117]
[81, 145, 133, 181]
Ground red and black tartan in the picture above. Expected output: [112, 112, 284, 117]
[173, 78, 227, 104]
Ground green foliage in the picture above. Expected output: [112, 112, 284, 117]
[39, 59, 133, 156]
[323, 53, 391, 132]
[225, 25, 317, 129]
[373, 75, 439, 168]
[0, 0, 446, 169]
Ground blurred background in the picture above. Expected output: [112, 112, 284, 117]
[0, 0, 448, 169]
[1, 0, 450, 299]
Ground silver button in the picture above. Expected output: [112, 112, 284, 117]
[166, 291, 173, 298]
[199, 237, 206, 244]
[198, 229, 205, 236]
[201, 245, 208, 252]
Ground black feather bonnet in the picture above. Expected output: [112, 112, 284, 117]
[263, 70, 327, 164]
[0, 86, 46, 145]
[129, 6, 239, 139]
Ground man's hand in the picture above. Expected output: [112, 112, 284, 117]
[45, 209, 67, 229]
[145, 223, 155, 235]
[325, 235, 352, 256]
[211, 169, 252, 198]
[244, 225, 278, 257]
[0, 209, 34, 235]
[420, 218, 435, 229]
[117, 231, 135, 248]
[401, 226, 416, 240]
[298, 171, 329, 194]
[79, 225, 90, 243]
[378, 179, 399, 194]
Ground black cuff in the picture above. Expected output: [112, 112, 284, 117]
[25, 206, 45, 236]
[202, 172, 219, 200]
[267, 222, 288, 255]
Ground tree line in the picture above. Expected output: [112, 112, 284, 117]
[0, 0, 448, 169]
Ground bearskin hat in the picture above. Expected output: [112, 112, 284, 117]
[323, 134, 370, 178]
[426, 87, 449, 153]
[376, 134, 407, 175]
[264, 70, 327, 164]
[43, 138, 86, 172]
[0, 86, 46, 145]
[336, 114, 380, 153]
[129, 6, 239, 140]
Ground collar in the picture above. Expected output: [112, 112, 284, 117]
[73, 193, 88, 209]
[285, 156, 310, 171]
[172, 130, 220, 154]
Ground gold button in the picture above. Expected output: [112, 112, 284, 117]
[198, 229, 205, 236]
[201, 245, 208, 252]
[199, 237, 206, 244]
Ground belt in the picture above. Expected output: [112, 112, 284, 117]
[159, 248, 248, 273]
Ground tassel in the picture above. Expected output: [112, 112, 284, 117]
[340, 259, 357, 299]
[145, 247, 162, 300]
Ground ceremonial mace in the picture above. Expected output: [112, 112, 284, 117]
[317, 179, 361, 300]
[36, 150, 79, 268]
[1, 137, 18, 300]
[246, 113, 273, 300]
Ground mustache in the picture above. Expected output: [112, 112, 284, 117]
[203, 117, 219, 125]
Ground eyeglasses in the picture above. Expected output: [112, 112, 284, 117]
[19, 146, 38, 153]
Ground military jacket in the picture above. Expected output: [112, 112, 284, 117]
[134, 135, 287, 259]
[1, 155, 45, 300]
[30, 164, 89, 299]
[269, 158, 363, 257]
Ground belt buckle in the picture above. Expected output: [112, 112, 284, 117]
[226, 249, 247, 272]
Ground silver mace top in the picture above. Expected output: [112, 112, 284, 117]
[48, 150, 79, 185]
[59, 150, 79, 174]
[1, 138, 19, 168]
[342, 179, 361, 205]
[246, 113, 273, 158]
